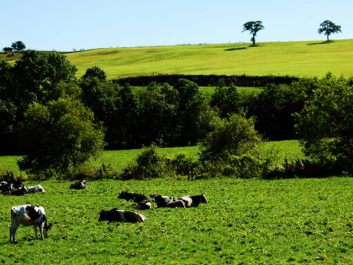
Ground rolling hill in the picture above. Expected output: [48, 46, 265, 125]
[63, 39, 353, 79]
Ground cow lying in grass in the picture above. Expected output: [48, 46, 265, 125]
[10, 204, 52, 244]
[70, 180, 87, 190]
[151, 194, 208, 208]
[26, 184, 46, 193]
[1, 180, 27, 196]
[118, 191, 152, 209]
[99, 208, 146, 223]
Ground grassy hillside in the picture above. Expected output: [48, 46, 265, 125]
[64, 39, 353, 79]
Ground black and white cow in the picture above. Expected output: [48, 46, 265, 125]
[2, 181, 27, 196]
[70, 180, 87, 190]
[118, 191, 152, 209]
[26, 184, 45, 193]
[10, 204, 51, 243]
[151, 194, 208, 208]
[179, 194, 208, 208]
[99, 208, 146, 223]
[150, 194, 185, 208]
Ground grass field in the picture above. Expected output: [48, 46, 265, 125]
[1, 177, 353, 264]
[0, 141, 304, 175]
[64, 39, 353, 79]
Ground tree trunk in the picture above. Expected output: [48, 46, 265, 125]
[251, 35, 256, 46]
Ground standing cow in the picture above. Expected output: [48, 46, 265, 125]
[10, 204, 51, 243]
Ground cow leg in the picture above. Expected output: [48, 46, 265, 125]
[10, 223, 18, 243]
[34, 225, 38, 239]
[39, 224, 44, 239]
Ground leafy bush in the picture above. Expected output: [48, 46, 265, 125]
[0, 170, 27, 182]
[265, 159, 339, 179]
[295, 74, 353, 174]
[18, 98, 105, 178]
[119, 146, 170, 180]
[199, 114, 261, 161]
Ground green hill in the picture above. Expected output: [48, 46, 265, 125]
[64, 39, 353, 79]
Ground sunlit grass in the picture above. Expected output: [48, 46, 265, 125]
[64, 39, 353, 79]
[0, 141, 303, 174]
[1, 177, 353, 264]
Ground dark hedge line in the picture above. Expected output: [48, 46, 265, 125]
[113, 74, 300, 87]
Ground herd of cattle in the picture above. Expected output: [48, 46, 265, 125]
[2, 179, 208, 243]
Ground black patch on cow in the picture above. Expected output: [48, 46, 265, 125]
[119, 191, 149, 203]
[26, 205, 41, 221]
[123, 211, 138, 223]
[190, 195, 208, 206]
[99, 208, 123, 222]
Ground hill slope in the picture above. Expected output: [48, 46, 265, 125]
[65, 39, 353, 79]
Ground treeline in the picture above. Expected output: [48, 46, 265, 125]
[2, 50, 353, 179]
[0, 50, 349, 154]
[0, 51, 303, 154]
[114, 74, 299, 87]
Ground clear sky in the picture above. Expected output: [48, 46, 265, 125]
[1, 0, 352, 51]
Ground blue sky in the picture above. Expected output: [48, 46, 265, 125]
[1, 0, 352, 51]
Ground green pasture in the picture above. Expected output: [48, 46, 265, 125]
[0, 140, 303, 175]
[64, 39, 353, 79]
[1, 177, 353, 264]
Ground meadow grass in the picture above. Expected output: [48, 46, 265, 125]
[0, 141, 302, 174]
[64, 39, 353, 79]
[1, 177, 353, 264]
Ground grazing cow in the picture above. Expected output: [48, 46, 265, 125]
[180, 194, 208, 207]
[26, 184, 45, 193]
[118, 191, 152, 209]
[10, 204, 51, 243]
[99, 208, 146, 223]
[70, 180, 87, 190]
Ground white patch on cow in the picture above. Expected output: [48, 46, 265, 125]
[26, 184, 45, 193]
[10, 204, 49, 243]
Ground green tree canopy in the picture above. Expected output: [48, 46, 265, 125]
[242, 21, 264, 46]
[318, 20, 342, 41]
[18, 97, 105, 177]
[82, 66, 107, 81]
[11, 41, 26, 52]
[295, 74, 353, 173]
[200, 114, 261, 161]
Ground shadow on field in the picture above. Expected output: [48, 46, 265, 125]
[224, 47, 247, 51]
[307, 41, 334, 46]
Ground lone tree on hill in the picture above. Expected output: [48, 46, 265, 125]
[11, 41, 26, 52]
[318, 20, 342, 41]
[242, 21, 264, 46]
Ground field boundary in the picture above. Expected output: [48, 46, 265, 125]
[113, 74, 300, 87]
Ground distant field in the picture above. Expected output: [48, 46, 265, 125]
[64, 39, 353, 79]
[0, 140, 303, 175]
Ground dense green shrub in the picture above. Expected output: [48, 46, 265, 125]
[18, 98, 105, 178]
[119, 146, 170, 180]
[295, 74, 353, 174]
[199, 114, 261, 161]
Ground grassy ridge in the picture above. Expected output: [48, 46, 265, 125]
[1, 177, 353, 264]
[64, 39, 353, 79]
